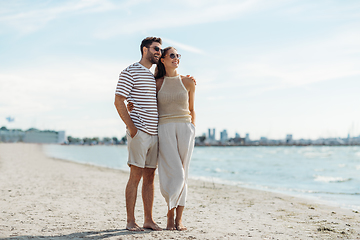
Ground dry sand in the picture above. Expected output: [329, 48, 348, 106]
[0, 143, 359, 239]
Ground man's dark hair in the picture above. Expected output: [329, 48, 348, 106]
[140, 37, 162, 56]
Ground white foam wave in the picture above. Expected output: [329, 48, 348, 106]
[189, 176, 243, 186]
[304, 152, 328, 158]
[214, 168, 237, 174]
[314, 176, 352, 183]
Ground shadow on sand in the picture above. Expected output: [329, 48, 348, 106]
[2, 228, 156, 239]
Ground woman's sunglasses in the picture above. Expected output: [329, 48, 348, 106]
[168, 53, 181, 59]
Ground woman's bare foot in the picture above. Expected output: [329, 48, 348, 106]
[126, 221, 144, 231]
[175, 206, 186, 230]
[175, 220, 187, 231]
[166, 210, 176, 230]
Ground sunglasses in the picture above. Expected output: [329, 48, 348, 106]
[168, 53, 181, 59]
[147, 46, 163, 53]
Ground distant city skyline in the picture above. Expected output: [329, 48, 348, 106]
[203, 127, 360, 142]
[3, 125, 360, 144]
[1, 1, 360, 140]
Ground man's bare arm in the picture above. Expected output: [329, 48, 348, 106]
[114, 95, 137, 138]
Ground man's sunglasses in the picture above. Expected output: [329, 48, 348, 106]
[168, 53, 181, 59]
[147, 46, 163, 54]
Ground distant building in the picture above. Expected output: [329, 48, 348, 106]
[260, 137, 268, 144]
[245, 133, 250, 143]
[220, 129, 228, 143]
[23, 129, 66, 144]
[57, 131, 67, 143]
[0, 127, 66, 144]
[229, 132, 244, 145]
[286, 134, 293, 144]
[0, 128, 25, 142]
[207, 128, 216, 141]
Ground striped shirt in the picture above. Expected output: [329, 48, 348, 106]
[116, 62, 158, 135]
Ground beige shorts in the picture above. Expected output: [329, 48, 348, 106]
[126, 129, 158, 168]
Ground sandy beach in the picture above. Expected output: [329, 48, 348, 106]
[0, 143, 359, 239]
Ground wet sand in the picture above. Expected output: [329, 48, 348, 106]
[0, 143, 359, 239]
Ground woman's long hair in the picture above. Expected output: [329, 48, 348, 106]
[154, 47, 175, 79]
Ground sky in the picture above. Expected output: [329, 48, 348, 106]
[1, 0, 360, 141]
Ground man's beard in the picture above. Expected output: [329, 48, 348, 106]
[147, 52, 159, 64]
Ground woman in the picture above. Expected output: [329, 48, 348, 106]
[128, 46, 195, 230]
[154, 47, 196, 231]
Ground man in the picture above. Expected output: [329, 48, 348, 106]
[114, 37, 163, 231]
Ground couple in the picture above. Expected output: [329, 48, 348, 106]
[114, 37, 196, 231]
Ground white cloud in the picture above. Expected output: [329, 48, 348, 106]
[95, 0, 275, 38]
[230, 27, 360, 89]
[0, 58, 128, 115]
[280, 1, 360, 20]
[162, 38, 204, 54]
[0, 0, 116, 34]
[0, 57, 130, 137]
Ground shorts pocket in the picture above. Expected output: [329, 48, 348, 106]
[127, 129, 140, 139]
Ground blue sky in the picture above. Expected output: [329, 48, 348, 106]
[1, 0, 360, 140]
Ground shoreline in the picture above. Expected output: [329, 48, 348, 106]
[1, 143, 359, 239]
[43, 144, 360, 212]
[189, 175, 360, 212]
[38, 155, 360, 212]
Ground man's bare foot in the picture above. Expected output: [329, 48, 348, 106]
[126, 221, 144, 231]
[175, 220, 187, 231]
[143, 221, 162, 231]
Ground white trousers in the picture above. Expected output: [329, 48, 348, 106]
[158, 122, 195, 210]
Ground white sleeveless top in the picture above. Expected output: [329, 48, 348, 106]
[157, 75, 191, 125]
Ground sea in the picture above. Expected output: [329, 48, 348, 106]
[43, 145, 360, 210]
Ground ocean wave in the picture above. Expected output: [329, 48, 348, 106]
[274, 188, 360, 196]
[314, 175, 352, 183]
[203, 167, 237, 174]
[214, 168, 237, 174]
[304, 152, 333, 158]
[189, 176, 243, 186]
